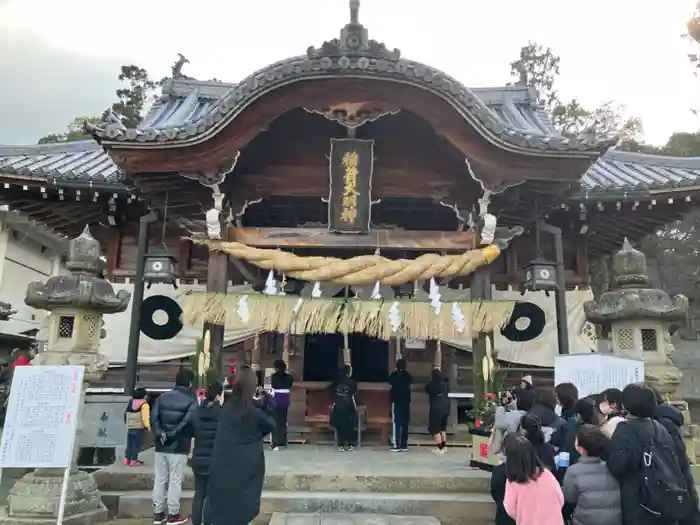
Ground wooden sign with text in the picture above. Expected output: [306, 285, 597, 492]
[327, 138, 374, 234]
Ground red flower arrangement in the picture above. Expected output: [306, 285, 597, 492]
[470, 392, 498, 431]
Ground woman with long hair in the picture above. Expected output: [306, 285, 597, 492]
[206, 367, 276, 525]
[425, 368, 450, 454]
[519, 413, 556, 472]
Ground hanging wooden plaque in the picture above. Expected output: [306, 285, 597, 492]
[327, 138, 374, 234]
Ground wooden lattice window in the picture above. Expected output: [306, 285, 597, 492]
[641, 329, 658, 352]
[617, 328, 634, 350]
[58, 316, 75, 339]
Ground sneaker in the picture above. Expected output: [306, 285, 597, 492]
[338, 446, 346, 452]
[400, 448, 409, 452]
[271, 446, 280, 451]
[346, 445, 355, 452]
[433, 447, 445, 455]
[167, 514, 189, 525]
[153, 512, 167, 524]
[390, 447, 401, 452]
[123, 458, 130, 466]
[128, 460, 138, 467]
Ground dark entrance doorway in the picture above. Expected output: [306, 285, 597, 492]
[303, 333, 389, 382]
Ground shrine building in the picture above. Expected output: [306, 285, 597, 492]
[1, 3, 700, 436]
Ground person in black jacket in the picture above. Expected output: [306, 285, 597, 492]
[388, 358, 412, 452]
[651, 386, 700, 525]
[190, 382, 223, 525]
[607, 384, 693, 525]
[270, 359, 293, 450]
[425, 368, 450, 454]
[330, 364, 358, 451]
[519, 412, 557, 472]
[529, 388, 566, 446]
[150, 368, 198, 525]
[207, 367, 276, 525]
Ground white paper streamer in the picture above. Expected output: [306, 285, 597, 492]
[451, 302, 466, 333]
[429, 277, 442, 314]
[237, 295, 250, 323]
[388, 301, 401, 332]
[264, 270, 278, 295]
[370, 281, 382, 300]
[311, 281, 322, 298]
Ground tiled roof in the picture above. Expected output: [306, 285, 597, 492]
[2, 124, 700, 198]
[87, 13, 615, 155]
[580, 149, 700, 194]
[0, 141, 125, 190]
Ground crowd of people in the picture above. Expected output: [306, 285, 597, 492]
[490, 380, 699, 525]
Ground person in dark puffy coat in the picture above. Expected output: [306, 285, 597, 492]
[190, 382, 223, 525]
[607, 384, 693, 525]
[650, 386, 700, 525]
[562, 424, 621, 525]
[207, 367, 276, 525]
[150, 368, 198, 525]
[528, 388, 565, 445]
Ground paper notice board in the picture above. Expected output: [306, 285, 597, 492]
[0, 365, 84, 469]
[554, 354, 643, 399]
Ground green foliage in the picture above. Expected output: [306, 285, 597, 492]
[37, 116, 101, 144]
[510, 43, 641, 141]
[36, 64, 163, 144]
[110, 65, 164, 129]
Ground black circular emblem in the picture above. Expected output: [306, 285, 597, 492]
[500, 302, 546, 342]
[140, 295, 183, 340]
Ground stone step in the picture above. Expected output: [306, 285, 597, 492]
[95, 469, 490, 494]
[103, 490, 495, 525]
[269, 513, 441, 525]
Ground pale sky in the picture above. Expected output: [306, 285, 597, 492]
[0, 0, 698, 145]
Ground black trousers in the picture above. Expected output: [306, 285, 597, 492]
[333, 408, 357, 447]
[272, 406, 289, 447]
[192, 474, 211, 525]
[392, 403, 410, 449]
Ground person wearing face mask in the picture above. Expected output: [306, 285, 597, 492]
[598, 388, 625, 437]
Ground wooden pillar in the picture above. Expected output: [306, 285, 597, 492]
[447, 345, 460, 434]
[204, 227, 229, 376]
[470, 266, 493, 404]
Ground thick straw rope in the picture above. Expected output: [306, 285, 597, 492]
[188, 238, 501, 285]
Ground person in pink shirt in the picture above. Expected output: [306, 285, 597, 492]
[503, 434, 564, 525]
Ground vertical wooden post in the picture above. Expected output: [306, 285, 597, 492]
[470, 266, 492, 404]
[204, 227, 229, 377]
[447, 345, 459, 434]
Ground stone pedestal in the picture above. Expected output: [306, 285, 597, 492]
[0, 227, 130, 525]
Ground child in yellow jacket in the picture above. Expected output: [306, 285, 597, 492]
[124, 387, 150, 466]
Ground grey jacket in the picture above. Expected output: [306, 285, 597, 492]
[494, 406, 524, 434]
[562, 456, 622, 525]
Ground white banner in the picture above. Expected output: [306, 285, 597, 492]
[445, 288, 597, 367]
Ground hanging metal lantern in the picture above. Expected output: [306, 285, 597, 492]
[523, 257, 558, 292]
[143, 251, 178, 288]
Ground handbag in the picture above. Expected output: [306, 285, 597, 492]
[489, 425, 505, 455]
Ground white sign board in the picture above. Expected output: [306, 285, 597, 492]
[554, 354, 644, 399]
[0, 365, 84, 469]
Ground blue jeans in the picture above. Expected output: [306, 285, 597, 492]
[125, 428, 145, 461]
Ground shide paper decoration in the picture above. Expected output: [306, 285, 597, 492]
[180, 292, 515, 341]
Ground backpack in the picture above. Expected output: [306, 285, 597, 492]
[637, 420, 692, 519]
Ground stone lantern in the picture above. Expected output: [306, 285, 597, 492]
[583, 238, 688, 397]
[1, 226, 131, 525]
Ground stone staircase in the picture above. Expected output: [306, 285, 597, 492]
[94, 447, 495, 525]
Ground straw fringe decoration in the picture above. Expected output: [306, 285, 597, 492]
[180, 292, 515, 340]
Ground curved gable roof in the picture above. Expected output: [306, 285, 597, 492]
[88, 11, 615, 156]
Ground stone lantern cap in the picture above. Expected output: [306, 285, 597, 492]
[584, 238, 688, 324]
[25, 225, 131, 314]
